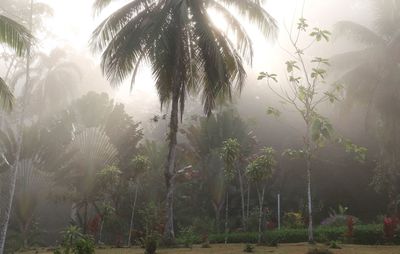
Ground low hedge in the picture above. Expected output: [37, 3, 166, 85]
[189, 224, 396, 245]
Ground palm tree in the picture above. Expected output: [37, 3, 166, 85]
[9, 48, 82, 118]
[91, 0, 276, 242]
[332, 0, 400, 209]
[0, 10, 32, 254]
[0, 13, 32, 111]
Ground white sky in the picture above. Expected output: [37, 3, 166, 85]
[36, 0, 369, 107]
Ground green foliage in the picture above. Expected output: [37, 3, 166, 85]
[140, 202, 162, 236]
[143, 234, 158, 254]
[337, 138, 368, 163]
[246, 147, 276, 183]
[328, 240, 341, 249]
[282, 148, 306, 159]
[97, 165, 122, 189]
[91, 0, 277, 116]
[266, 107, 281, 118]
[310, 28, 331, 42]
[258, 72, 277, 82]
[206, 225, 388, 245]
[283, 212, 304, 229]
[130, 155, 151, 178]
[0, 14, 33, 56]
[177, 226, 197, 248]
[311, 116, 334, 146]
[220, 138, 241, 181]
[55, 226, 95, 254]
[243, 243, 255, 252]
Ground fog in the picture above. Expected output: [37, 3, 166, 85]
[0, 0, 399, 252]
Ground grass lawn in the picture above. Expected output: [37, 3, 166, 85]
[19, 243, 400, 254]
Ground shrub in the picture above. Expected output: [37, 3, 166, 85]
[328, 241, 341, 249]
[283, 212, 304, 229]
[243, 244, 254, 253]
[177, 226, 197, 248]
[383, 216, 398, 240]
[74, 238, 95, 254]
[54, 226, 95, 254]
[207, 224, 387, 245]
[144, 235, 158, 254]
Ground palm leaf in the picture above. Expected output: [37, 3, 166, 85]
[0, 14, 33, 56]
[334, 21, 385, 46]
[0, 77, 14, 112]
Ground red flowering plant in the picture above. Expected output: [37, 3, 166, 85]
[383, 216, 399, 240]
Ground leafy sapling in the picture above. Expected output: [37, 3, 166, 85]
[258, 17, 366, 243]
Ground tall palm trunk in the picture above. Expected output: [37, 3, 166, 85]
[163, 85, 180, 244]
[0, 2, 33, 253]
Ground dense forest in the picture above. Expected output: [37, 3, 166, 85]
[0, 0, 400, 254]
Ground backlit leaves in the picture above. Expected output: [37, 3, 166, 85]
[310, 28, 331, 41]
[258, 72, 277, 82]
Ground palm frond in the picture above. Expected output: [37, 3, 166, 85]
[334, 21, 385, 46]
[372, 0, 400, 38]
[0, 77, 14, 112]
[93, 0, 117, 15]
[209, 1, 254, 63]
[215, 0, 277, 39]
[0, 14, 33, 56]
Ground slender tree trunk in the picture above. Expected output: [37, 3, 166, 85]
[277, 193, 281, 230]
[163, 86, 180, 244]
[213, 202, 222, 233]
[83, 201, 88, 234]
[306, 161, 313, 243]
[246, 179, 250, 222]
[305, 120, 314, 243]
[224, 192, 229, 244]
[99, 219, 104, 243]
[257, 185, 266, 244]
[0, 2, 33, 253]
[128, 183, 139, 247]
[238, 169, 246, 231]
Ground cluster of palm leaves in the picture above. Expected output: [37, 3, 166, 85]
[0, 13, 32, 111]
[332, 0, 400, 205]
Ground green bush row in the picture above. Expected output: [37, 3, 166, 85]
[177, 224, 396, 245]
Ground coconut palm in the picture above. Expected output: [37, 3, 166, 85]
[0, 14, 32, 111]
[332, 0, 400, 208]
[90, 0, 276, 242]
[9, 48, 82, 118]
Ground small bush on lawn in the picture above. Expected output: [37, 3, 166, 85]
[328, 241, 341, 249]
[143, 235, 158, 254]
[243, 244, 255, 253]
[54, 226, 95, 254]
[176, 226, 198, 248]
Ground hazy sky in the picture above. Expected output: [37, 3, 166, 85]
[35, 0, 370, 112]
